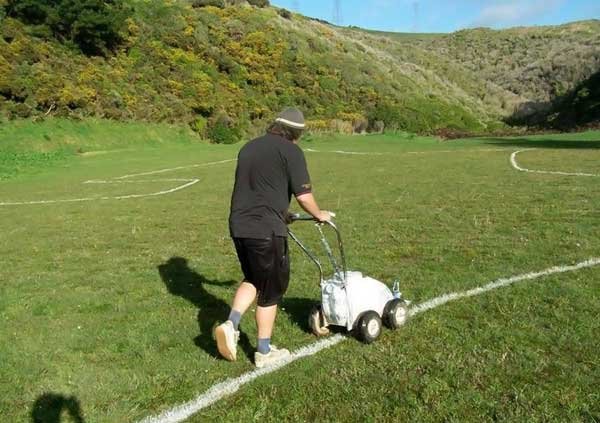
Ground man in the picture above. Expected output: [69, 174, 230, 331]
[215, 107, 333, 368]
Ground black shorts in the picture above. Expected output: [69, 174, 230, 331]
[233, 237, 290, 307]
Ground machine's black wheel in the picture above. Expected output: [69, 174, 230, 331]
[356, 311, 382, 344]
[309, 305, 330, 336]
[383, 299, 409, 329]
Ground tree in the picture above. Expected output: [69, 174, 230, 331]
[5, 0, 129, 56]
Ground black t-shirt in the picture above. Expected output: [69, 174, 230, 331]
[229, 133, 312, 238]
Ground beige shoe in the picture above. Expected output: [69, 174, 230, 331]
[254, 345, 291, 368]
[214, 321, 239, 361]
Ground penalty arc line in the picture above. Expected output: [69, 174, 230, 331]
[0, 179, 200, 206]
[510, 149, 600, 177]
[0, 159, 237, 206]
[138, 256, 600, 423]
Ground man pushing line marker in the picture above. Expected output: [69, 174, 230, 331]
[215, 108, 333, 368]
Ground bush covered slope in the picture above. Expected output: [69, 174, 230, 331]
[0, 1, 599, 141]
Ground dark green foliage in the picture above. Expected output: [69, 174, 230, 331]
[208, 121, 241, 144]
[207, 112, 242, 144]
[277, 8, 291, 19]
[549, 70, 600, 129]
[5, 0, 129, 55]
[247, 0, 269, 7]
[4, 0, 48, 25]
[191, 0, 225, 8]
[509, 70, 600, 129]
[368, 103, 403, 129]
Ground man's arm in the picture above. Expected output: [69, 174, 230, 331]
[295, 192, 333, 222]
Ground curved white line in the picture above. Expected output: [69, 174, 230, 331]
[139, 257, 600, 423]
[0, 158, 236, 207]
[0, 179, 200, 206]
[510, 149, 600, 177]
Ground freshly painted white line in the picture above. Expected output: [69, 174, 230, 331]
[115, 159, 236, 180]
[139, 335, 345, 423]
[138, 257, 600, 423]
[0, 179, 200, 206]
[510, 149, 600, 177]
[408, 257, 600, 316]
[111, 179, 200, 200]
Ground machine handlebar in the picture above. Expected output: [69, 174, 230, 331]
[289, 212, 336, 222]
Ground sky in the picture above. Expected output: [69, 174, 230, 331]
[270, 0, 600, 33]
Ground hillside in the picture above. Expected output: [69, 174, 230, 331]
[509, 69, 600, 129]
[1, 2, 599, 141]
[348, 20, 600, 119]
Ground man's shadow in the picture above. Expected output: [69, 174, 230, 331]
[157, 257, 254, 360]
[31, 393, 85, 423]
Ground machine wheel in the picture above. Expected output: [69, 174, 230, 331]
[309, 305, 330, 336]
[356, 311, 382, 344]
[383, 299, 409, 329]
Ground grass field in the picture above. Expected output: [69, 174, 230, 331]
[1, 122, 599, 422]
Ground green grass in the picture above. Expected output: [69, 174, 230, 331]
[0, 118, 207, 180]
[0, 121, 599, 422]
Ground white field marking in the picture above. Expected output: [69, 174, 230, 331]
[510, 149, 600, 177]
[139, 335, 345, 423]
[0, 158, 236, 207]
[0, 179, 200, 206]
[115, 159, 236, 180]
[83, 178, 195, 184]
[138, 256, 600, 423]
[305, 148, 384, 156]
[408, 257, 600, 316]
[305, 148, 507, 156]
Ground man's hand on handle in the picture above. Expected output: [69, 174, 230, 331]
[316, 210, 335, 222]
[295, 192, 334, 224]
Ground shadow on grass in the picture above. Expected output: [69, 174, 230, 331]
[157, 257, 254, 360]
[31, 393, 85, 423]
[281, 297, 319, 334]
[483, 137, 600, 150]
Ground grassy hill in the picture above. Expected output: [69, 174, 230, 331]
[1, 2, 599, 141]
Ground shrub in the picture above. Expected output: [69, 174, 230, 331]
[5, 0, 130, 56]
[370, 121, 385, 133]
[277, 8, 292, 19]
[353, 118, 368, 133]
[247, 0, 269, 7]
[208, 122, 241, 144]
[368, 103, 402, 129]
[330, 119, 353, 134]
[207, 113, 241, 144]
[190, 116, 207, 135]
[306, 119, 329, 133]
[191, 0, 225, 8]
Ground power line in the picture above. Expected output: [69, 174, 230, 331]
[292, 0, 300, 12]
[333, 0, 342, 25]
[412, 2, 419, 33]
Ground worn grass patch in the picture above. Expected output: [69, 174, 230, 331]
[0, 125, 599, 422]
